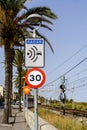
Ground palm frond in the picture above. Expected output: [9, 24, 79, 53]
[0, 0, 7, 10]
[26, 6, 58, 19]
[14, 49, 23, 67]
[36, 30, 54, 53]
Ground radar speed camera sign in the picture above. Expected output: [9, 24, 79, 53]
[25, 38, 45, 67]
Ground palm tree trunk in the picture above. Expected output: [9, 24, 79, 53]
[19, 86, 22, 111]
[2, 42, 11, 123]
[18, 67, 22, 111]
[9, 48, 14, 117]
[9, 61, 12, 117]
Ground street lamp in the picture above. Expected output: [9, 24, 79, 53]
[27, 14, 42, 37]
[27, 14, 42, 23]
[27, 13, 43, 130]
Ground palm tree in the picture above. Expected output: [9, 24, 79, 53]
[0, 0, 57, 123]
[9, 48, 15, 117]
[13, 49, 23, 111]
[14, 67, 28, 111]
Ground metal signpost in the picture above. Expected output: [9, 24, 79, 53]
[24, 13, 45, 130]
[25, 68, 46, 130]
[25, 38, 45, 130]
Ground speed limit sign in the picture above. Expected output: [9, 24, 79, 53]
[25, 68, 46, 89]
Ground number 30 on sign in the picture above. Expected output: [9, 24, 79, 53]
[25, 68, 46, 89]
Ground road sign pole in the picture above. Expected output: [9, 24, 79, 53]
[34, 89, 38, 130]
[25, 68, 46, 130]
[26, 95, 28, 126]
[33, 29, 38, 130]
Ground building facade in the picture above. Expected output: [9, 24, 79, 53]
[0, 85, 4, 97]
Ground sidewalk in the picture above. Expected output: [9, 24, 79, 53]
[0, 108, 29, 130]
[13, 110, 29, 130]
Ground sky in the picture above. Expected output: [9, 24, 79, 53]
[0, 0, 87, 102]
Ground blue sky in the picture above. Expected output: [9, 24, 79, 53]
[1, 0, 87, 102]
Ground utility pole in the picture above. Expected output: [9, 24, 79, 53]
[60, 75, 66, 115]
[71, 82, 74, 109]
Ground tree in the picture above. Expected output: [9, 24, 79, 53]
[14, 68, 28, 110]
[13, 49, 23, 111]
[9, 48, 15, 117]
[0, 0, 57, 123]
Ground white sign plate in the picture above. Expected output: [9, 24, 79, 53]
[25, 38, 45, 67]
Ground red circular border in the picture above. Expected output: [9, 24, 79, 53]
[25, 68, 46, 89]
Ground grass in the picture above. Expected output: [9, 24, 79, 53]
[51, 101, 87, 110]
[36, 107, 87, 130]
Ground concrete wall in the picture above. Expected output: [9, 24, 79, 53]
[24, 108, 58, 130]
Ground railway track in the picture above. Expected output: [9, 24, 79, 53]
[41, 105, 87, 117]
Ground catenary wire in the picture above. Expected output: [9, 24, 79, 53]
[47, 44, 87, 75]
[43, 57, 87, 87]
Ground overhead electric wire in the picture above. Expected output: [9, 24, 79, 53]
[41, 84, 87, 96]
[67, 76, 87, 85]
[65, 83, 87, 92]
[75, 83, 87, 89]
[40, 45, 87, 99]
[47, 44, 87, 75]
[67, 67, 87, 80]
[44, 57, 87, 87]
